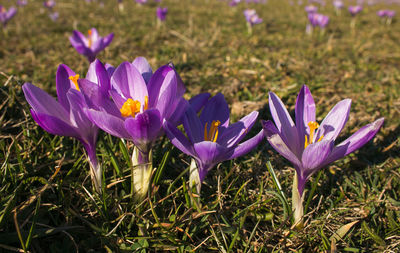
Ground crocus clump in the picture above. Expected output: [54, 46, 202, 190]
[69, 28, 114, 62]
[243, 9, 262, 34]
[377, 10, 395, 24]
[22, 60, 112, 193]
[0, 5, 17, 27]
[87, 57, 188, 200]
[163, 93, 265, 194]
[308, 13, 329, 28]
[262, 85, 384, 227]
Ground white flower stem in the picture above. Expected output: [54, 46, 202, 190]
[131, 146, 153, 202]
[292, 171, 304, 229]
[87, 150, 102, 194]
[247, 22, 252, 35]
[189, 158, 201, 195]
[350, 18, 356, 29]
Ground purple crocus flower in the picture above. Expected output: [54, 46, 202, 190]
[69, 28, 114, 63]
[308, 13, 329, 28]
[87, 57, 191, 199]
[305, 5, 318, 13]
[163, 93, 265, 194]
[348, 5, 363, 16]
[43, 0, 55, 9]
[262, 85, 384, 227]
[136, 0, 147, 4]
[22, 60, 111, 193]
[0, 6, 17, 27]
[87, 57, 186, 154]
[156, 7, 168, 21]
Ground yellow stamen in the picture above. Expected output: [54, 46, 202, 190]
[304, 121, 323, 149]
[120, 98, 141, 118]
[304, 135, 308, 149]
[87, 29, 92, 47]
[204, 122, 209, 141]
[144, 96, 148, 110]
[68, 74, 80, 91]
[204, 120, 221, 142]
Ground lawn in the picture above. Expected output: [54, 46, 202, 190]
[0, 0, 399, 252]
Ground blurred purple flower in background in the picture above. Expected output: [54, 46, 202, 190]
[43, 0, 55, 9]
[348, 5, 362, 16]
[348, 5, 363, 28]
[69, 28, 114, 62]
[332, 0, 343, 15]
[377, 10, 395, 18]
[229, 0, 241, 6]
[244, 9, 262, 26]
[0, 5, 17, 27]
[305, 5, 318, 14]
[308, 13, 329, 28]
[333, 0, 343, 9]
[156, 7, 168, 21]
[262, 85, 384, 228]
[136, 0, 147, 4]
[49, 12, 59, 22]
[377, 10, 395, 24]
[17, 0, 28, 6]
[244, 9, 262, 34]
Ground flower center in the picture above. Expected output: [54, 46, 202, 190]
[304, 121, 323, 149]
[204, 120, 221, 142]
[68, 74, 80, 91]
[87, 29, 92, 48]
[120, 96, 148, 118]
[0, 7, 6, 13]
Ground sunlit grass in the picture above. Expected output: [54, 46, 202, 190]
[0, 0, 399, 251]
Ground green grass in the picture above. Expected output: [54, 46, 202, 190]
[1, 0, 400, 251]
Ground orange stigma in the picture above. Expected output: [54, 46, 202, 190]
[68, 74, 80, 91]
[87, 29, 92, 47]
[204, 120, 221, 142]
[304, 121, 323, 149]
